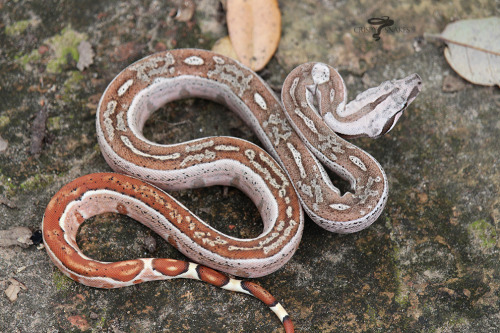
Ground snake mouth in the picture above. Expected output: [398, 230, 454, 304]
[379, 110, 404, 137]
[383, 74, 422, 134]
[379, 75, 422, 136]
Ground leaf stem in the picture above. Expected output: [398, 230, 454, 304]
[424, 32, 500, 56]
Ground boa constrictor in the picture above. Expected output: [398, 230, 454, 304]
[43, 49, 421, 332]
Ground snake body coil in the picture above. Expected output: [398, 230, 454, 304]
[43, 49, 421, 332]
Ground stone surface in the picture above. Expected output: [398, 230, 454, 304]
[0, 0, 499, 332]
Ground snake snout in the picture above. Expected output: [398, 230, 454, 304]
[379, 73, 421, 135]
[405, 74, 422, 106]
[405, 73, 422, 86]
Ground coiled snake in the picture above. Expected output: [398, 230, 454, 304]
[43, 49, 421, 332]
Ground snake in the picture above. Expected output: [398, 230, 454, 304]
[42, 49, 421, 332]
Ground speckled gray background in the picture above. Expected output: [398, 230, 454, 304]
[1, 0, 499, 332]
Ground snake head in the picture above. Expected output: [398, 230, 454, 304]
[324, 73, 422, 138]
[373, 73, 422, 137]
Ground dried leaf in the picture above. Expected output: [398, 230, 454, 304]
[0, 227, 33, 248]
[227, 0, 281, 71]
[4, 278, 27, 302]
[211, 36, 239, 61]
[426, 17, 500, 87]
[77, 40, 94, 71]
[174, 0, 195, 22]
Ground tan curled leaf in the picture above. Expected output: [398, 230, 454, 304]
[227, 0, 281, 71]
[426, 17, 500, 87]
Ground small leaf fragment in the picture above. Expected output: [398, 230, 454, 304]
[77, 40, 94, 71]
[174, 0, 195, 22]
[0, 227, 33, 248]
[4, 278, 27, 302]
[427, 17, 500, 87]
[227, 0, 281, 71]
[211, 36, 240, 61]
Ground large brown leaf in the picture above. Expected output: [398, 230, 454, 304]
[227, 0, 281, 71]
